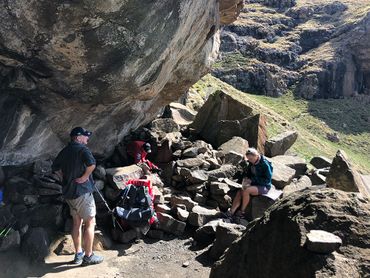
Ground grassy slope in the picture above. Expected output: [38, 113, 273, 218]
[192, 75, 370, 173]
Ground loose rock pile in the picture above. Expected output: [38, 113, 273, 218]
[0, 89, 368, 265]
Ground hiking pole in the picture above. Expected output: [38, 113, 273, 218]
[0, 220, 16, 238]
[93, 184, 125, 232]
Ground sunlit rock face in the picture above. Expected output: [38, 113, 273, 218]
[0, 0, 242, 165]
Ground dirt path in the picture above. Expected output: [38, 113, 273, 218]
[0, 237, 212, 278]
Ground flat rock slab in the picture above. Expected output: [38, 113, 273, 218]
[270, 155, 307, 176]
[265, 131, 298, 157]
[306, 230, 342, 254]
[188, 205, 221, 227]
[176, 158, 204, 168]
[310, 156, 332, 169]
[106, 165, 144, 190]
[157, 212, 186, 236]
[270, 162, 296, 189]
[170, 195, 198, 211]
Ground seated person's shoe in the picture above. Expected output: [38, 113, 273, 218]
[222, 210, 233, 219]
[72, 251, 85, 265]
[81, 253, 104, 266]
[233, 210, 246, 224]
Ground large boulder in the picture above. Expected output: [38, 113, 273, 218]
[264, 131, 298, 157]
[211, 188, 370, 278]
[0, 0, 242, 166]
[164, 102, 197, 126]
[326, 150, 369, 197]
[21, 227, 50, 262]
[209, 222, 245, 260]
[270, 155, 307, 177]
[218, 136, 249, 157]
[190, 90, 267, 149]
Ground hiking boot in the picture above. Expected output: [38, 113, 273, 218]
[72, 251, 85, 265]
[233, 211, 246, 224]
[81, 253, 104, 266]
[222, 210, 233, 220]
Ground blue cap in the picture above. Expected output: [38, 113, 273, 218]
[70, 127, 92, 137]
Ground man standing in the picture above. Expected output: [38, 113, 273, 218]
[52, 127, 103, 266]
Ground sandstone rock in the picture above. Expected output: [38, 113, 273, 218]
[164, 102, 197, 126]
[182, 147, 199, 158]
[155, 204, 172, 214]
[33, 160, 53, 175]
[210, 182, 230, 195]
[310, 156, 332, 169]
[188, 205, 221, 227]
[0, 229, 20, 252]
[283, 175, 312, 196]
[152, 186, 164, 205]
[270, 155, 307, 176]
[209, 222, 245, 260]
[271, 162, 296, 189]
[104, 186, 121, 202]
[0, 166, 4, 185]
[157, 212, 186, 236]
[170, 195, 198, 211]
[310, 169, 327, 185]
[220, 0, 244, 25]
[208, 165, 238, 180]
[218, 136, 249, 157]
[224, 151, 244, 165]
[146, 230, 165, 240]
[175, 207, 190, 222]
[190, 90, 258, 147]
[239, 114, 267, 152]
[222, 178, 242, 190]
[0, 0, 230, 166]
[116, 229, 138, 244]
[186, 183, 206, 193]
[206, 158, 222, 170]
[326, 150, 369, 196]
[53, 235, 75, 255]
[30, 204, 63, 228]
[93, 165, 107, 181]
[245, 194, 276, 221]
[212, 194, 233, 210]
[95, 180, 105, 191]
[176, 158, 204, 168]
[306, 230, 342, 254]
[21, 227, 50, 262]
[265, 131, 298, 157]
[151, 118, 180, 134]
[210, 189, 370, 278]
[194, 193, 207, 205]
[106, 165, 143, 190]
[194, 219, 224, 245]
[38, 187, 62, 196]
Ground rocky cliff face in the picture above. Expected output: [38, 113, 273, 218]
[213, 0, 370, 99]
[0, 0, 242, 166]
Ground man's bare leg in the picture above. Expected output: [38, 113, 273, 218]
[83, 216, 95, 257]
[230, 190, 242, 215]
[241, 186, 259, 213]
[71, 215, 83, 253]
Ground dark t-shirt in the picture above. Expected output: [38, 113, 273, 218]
[52, 141, 96, 199]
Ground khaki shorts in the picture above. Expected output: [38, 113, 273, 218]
[66, 192, 96, 220]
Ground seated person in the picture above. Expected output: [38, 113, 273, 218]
[126, 141, 159, 173]
[227, 147, 273, 222]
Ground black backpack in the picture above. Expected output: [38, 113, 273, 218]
[114, 184, 154, 228]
